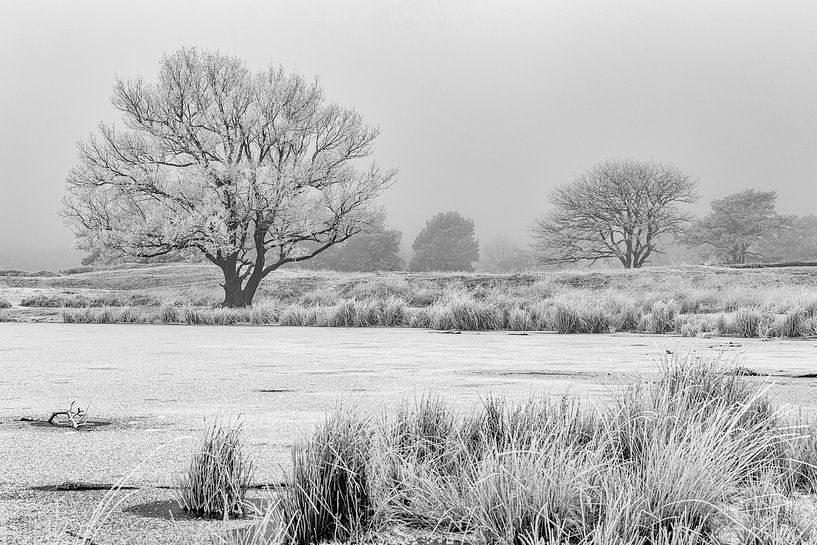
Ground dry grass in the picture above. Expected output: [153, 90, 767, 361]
[258, 356, 817, 545]
[3, 263, 815, 336]
[174, 418, 255, 519]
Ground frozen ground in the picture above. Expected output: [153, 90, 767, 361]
[1, 324, 816, 543]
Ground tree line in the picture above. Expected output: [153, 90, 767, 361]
[532, 159, 817, 268]
[63, 48, 816, 307]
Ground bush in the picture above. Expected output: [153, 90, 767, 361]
[0, 298, 10, 309]
[174, 418, 254, 518]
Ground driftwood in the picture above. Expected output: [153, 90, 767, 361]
[48, 401, 88, 429]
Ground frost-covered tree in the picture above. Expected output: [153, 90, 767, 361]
[687, 189, 781, 264]
[62, 48, 395, 306]
[533, 159, 697, 268]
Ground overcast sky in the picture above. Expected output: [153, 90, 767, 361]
[1, 0, 816, 269]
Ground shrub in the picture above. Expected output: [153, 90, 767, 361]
[0, 298, 10, 309]
[174, 418, 254, 518]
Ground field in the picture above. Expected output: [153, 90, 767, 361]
[3, 265, 817, 544]
[4, 264, 817, 336]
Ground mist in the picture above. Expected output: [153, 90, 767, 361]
[1, 0, 816, 270]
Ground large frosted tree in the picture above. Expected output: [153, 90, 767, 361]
[63, 48, 395, 306]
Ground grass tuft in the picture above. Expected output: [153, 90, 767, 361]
[279, 409, 373, 545]
[174, 418, 254, 519]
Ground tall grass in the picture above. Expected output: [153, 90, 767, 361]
[279, 409, 373, 545]
[49, 267, 817, 337]
[267, 356, 817, 545]
[174, 418, 254, 519]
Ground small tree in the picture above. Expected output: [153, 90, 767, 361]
[687, 189, 780, 264]
[409, 211, 479, 272]
[532, 159, 697, 268]
[303, 228, 404, 271]
[62, 48, 395, 307]
[480, 235, 530, 273]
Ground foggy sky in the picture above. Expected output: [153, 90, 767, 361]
[2, 0, 816, 270]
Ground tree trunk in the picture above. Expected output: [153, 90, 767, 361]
[219, 264, 271, 308]
[221, 267, 251, 308]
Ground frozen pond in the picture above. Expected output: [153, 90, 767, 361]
[1, 323, 817, 487]
[1, 323, 816, 543]
[1, 323, 817, 418]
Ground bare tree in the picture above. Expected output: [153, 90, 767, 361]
[63, 48, 395, 307]
[532, 159, 697, 268]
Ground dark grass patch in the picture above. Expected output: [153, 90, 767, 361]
[22, 417, 112, 429]
[497, 370, 585, 377]
[125, 498, 268, 521]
